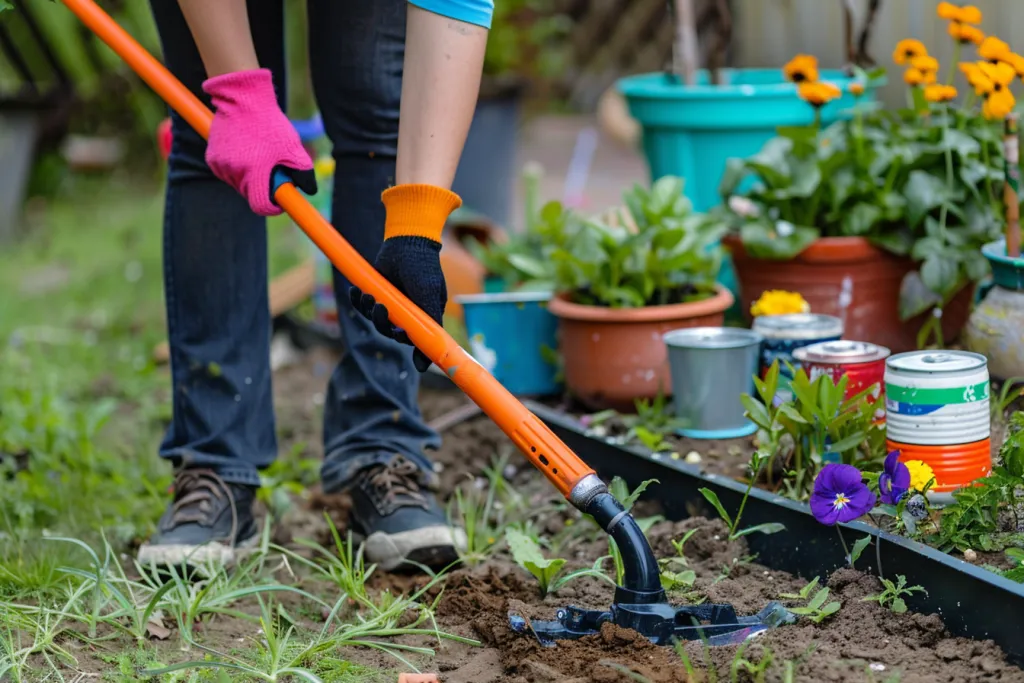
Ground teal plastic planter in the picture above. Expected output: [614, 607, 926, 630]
[457, 291, 562, 397]
[982, 239, 1024, 291]
[617, 68, 877, 212]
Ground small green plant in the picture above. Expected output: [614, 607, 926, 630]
[729, 643, 775, 683]
[1002, 548, 1024, 583]
[778, 577, 841, 623]
[504, 527, 613, 596]
[743, 360, 884, 500]
[991, 378, 1024, 424]
[445, 452, 523, 565]
[862, 574, 926, 614]
[658, 529, 699, 592]
[932, 411, 1024, 552]
[698, 451, 785, 541]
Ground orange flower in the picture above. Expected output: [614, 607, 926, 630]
[893, 39, 928, 65]
[959, 5, 983, 24]
[948, 22, 984, 45]
[911, 55, 939, 73]
[798, 81, 842, 107]
[977, 61, 1016, 120]
[960, 62, 990, 94]
[938, 2, 983, 24]
[783, 54, 819, 83]
[850, 82, 865, 96]
[979, 36, 1011, 63]
[937, 1, 960, 20]
[904, 68, 937, 86]
[1003, 52, 1024, 79]
[924, 84, 958, 102]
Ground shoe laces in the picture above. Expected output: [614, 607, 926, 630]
[164, 469, 238, 540]
[365, 456, 428, 510]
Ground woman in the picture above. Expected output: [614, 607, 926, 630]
[137, 0, 491, 573]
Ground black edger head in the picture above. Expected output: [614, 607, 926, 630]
[509, 484, 796, 647]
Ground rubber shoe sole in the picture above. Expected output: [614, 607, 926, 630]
[136, 531, 260, 576]
[362, 525, 467, 572]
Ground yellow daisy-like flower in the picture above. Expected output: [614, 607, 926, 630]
[938, 2, 983, 24]
[904, 68, 937, 86]
[911, 55, 940, 73]
[850, 82, 865, 96]
[924, 84, 958, 102]
[893, 38, 928, 65]
[960, 62, 990, 94]
[783, 54, 819, 84]
[948, 21, 984, 45]
[959, 5, 983, 24]
[797, 81, 842, 108]
[978, 61, 1017, 119]
[750, 290, 810, 317]
[905, 460, 936, 492]
[1002, 52, 1024, 79]
[936, 1, 960, 20]
[979, 36, 1012, 63]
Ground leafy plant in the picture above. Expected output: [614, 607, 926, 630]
[542, 176, 726, 308]
[658, 529, 699, 592]
[1002, 548, 1024, 583]
[504, 527, 612, 596]
[778, 577, 841, 623]
[721, 60, 1004, 318]
[862, 574, 926, 614]
[698, 451, 786, 541]
[743, 360, 884, 500]
[991, 378, 1024, 424]
[932, 411, 1024, 552]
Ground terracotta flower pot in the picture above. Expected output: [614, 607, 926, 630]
[724, 235, 974, 353]
[548, 286, 734, 411]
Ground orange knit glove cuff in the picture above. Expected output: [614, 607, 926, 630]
[381, 184, 463, 243]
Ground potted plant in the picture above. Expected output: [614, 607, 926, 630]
[616, 2, 882, 213]
[721, 14, 1008, 353]
[544, 175, 733, 410]
[450, 0, 569, 227]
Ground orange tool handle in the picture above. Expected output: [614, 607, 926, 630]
[60, 0, 595, 499]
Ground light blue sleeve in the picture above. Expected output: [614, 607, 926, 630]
[408, 0, 494, 29]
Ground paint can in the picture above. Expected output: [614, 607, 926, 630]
[792, 340, 890, 419]
[752, 313, 843, 401]
[885, 351, 991, 496]
[663, 327, 763, 439]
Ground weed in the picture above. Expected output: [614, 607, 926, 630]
[863, 574, 926, 613]
[659, 529, 698, 593]
[699, 452, 785, 541]
[504, 527, 614, 596]
[730, 642, 775, 682]
[445, 452, 522, 564]
[778, 577, 841, 623]
[991, 378, 1024, 424]
[1002, 548, 1024, 582]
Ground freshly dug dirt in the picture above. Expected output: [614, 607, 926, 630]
[263, 350, 1024, 682]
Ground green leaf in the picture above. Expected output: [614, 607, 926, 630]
[783, 158, 822, 198]
[698, 488, 732, 528]
[732, 522, 786, 538]
[850, 535, 873, 565]
[740, 394, 772, 430]
[841, 203, 883, 236]
[905, 171, 950, 227]
[826, 431, 867, 454]
[719, 158, 749, 198]
[819, 602, 841, 617]
[920, 255, 959, 295]
[891, 597, 908, 613]
[739, 221, 819, 260]
[506, 253, 550, 279]
[942, 128, 981, 158]
[777, 402, 809, 424]
[807, 587, 830, 611]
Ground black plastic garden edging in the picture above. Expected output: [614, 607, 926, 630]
[524, 401, 1024, 666]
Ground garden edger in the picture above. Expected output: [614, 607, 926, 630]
[59, 0, 794, 647]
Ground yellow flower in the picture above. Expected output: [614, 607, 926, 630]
[905, 460, 936, 492]
[904, 68, 937, 86]
[948, 21, 984, 45]
[975, 61, 1017, 119]
[893, 39, 928, 65]
[783, 54, 819, 84]
[798, 81, 842, 107]
[850, 82, 865, 96]
[1003, 52, 1024, 79]
[960, 62, 990, 94]
[984, 90, 1016, 119]
[979, 36, 1011, 63]
[750, 290, 810, 317]
[314, 157, 336, 177]
[911, 55, 939, 73]
[924, 84, 958, 102]
[938, 2, 982, 24]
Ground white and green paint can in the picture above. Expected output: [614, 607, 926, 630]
[884, 351, 990, 446]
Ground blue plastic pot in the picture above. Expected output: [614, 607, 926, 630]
[617, 68, 877, 213]
[456, 291, 561, 397]
[982, 239, 1024, 291]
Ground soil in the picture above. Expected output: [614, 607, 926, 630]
[260, 348, 1024, 682]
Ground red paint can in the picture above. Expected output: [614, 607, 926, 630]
[792, 340, 891, 420]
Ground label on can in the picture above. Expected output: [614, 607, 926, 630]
[885, 380, 990, 415]
[752, 315, 844, 403]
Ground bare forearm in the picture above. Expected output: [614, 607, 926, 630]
[396, 6, 488, 188]
[177, 0, 259, 77]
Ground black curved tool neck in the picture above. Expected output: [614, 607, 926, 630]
[584, 491, 665, 603]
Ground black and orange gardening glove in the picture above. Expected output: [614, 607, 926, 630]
[350, 184, 462, 372]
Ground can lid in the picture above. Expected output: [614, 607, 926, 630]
[886, 350, 988, 373]
[751, 313, 844, 340]
[793, 340, 891, 363]
[663, 326, 763, 349]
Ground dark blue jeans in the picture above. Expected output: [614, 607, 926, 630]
[149, 0, 440, 492]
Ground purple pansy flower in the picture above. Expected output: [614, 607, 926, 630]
[879, 450, 911, 505]
[810, 464, 876, 526]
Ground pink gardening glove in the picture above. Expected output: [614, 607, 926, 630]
[202, 68, 316, 216]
